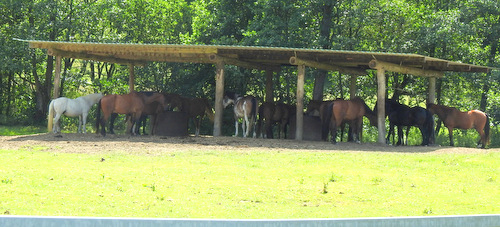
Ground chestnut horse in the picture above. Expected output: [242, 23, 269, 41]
[309, 99, 349, 142]
[257, 102, 294, 139]
[223, 92, 258, 138]
[108, 92, 182, 135]
[427, 103, 490, 148]
[179, 96, 215, 136]
[322, 97, 377, 144]
[96, 92, 168, 136]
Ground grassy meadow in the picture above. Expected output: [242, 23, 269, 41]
[0, 144, 498, 218]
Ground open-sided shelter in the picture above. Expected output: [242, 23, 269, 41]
[18, 39, 495, 143]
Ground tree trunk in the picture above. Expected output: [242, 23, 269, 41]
[312, 3, 333, 101]
[313, 70, 327, 100]
[479, 37, 497, 111]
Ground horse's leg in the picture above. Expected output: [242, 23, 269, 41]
[386, 123, 394, 145]
[418, 126, 427, 146]
[195, 116, 201, 137]
[448, 127, 454, 146]
[150, 114, 157, 135]
[100, 114, 108, 136]
[81, 114, 87, 133]
[109, 113, 118, 134]
[476, 127, 485, 148]
[234, 118, 239, 137]
[244, 112, 251, 138]
[330, 121, 338, 144]
[396, 126, 403, 146]
[53, 113, 62, 133]
[77, 115, 83, 133]
[405, 126, 410, 145]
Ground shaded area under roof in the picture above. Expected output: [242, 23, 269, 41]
[18, 39, 495, 75]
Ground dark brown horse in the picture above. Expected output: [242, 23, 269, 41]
[96, 92, 168, 136]
[178, 96, 215, 136]
[223, 92, 258, 138]
[257, 102, 294, 139]
[427, 103, 490, 148]
[322, 97, 377, 144]
[375, 99, 435, 146]
[163, 93, 183, 111]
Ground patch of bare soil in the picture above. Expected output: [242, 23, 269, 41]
[1, 133, 497, 155]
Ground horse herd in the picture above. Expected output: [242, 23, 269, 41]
[47, 91, 491, 148]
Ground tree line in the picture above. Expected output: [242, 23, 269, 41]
[1, 0, 499, 141]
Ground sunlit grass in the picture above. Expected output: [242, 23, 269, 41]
[0, 147, 498, 218]
[0, 125, 46, 136]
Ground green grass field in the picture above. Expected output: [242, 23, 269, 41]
[0, 145, 498, 218]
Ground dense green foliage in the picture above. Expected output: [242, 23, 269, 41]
[1, 0, 499, 144]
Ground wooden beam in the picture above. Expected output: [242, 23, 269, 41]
[48, 48, 147, 66]
[369, 60, 444, 78]
[210, 55, 280, 71]
[53, 56, 62, 98]
[376, 68, 386, 144]
[213, 61, 225, 137]
[289, 57, 367, 76]
[295, 64, 305, 141]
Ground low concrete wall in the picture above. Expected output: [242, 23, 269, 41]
[1, 215, 499, 227]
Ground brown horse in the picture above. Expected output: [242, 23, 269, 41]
[257, 102, 294, 139]
[109, 92, 182, 135]
[309, 99, 352, 142]
[322, 97, 377, 144]
[427, 103, 490, 148]
[179, 96, 215, 136]
[96, 92, 168, 136]
[223, 92, 258, 138]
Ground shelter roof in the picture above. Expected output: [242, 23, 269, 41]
[18, 39, 494, 75]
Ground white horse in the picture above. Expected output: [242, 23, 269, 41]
[47, 93, 103, 133]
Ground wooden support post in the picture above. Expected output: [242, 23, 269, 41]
[53, 56, 62, 98]
[128, 65, 135, 92]
[265, 70, 274, 102]
[428, 77, 436, 104]
[376, 68, 386, 144]
[349, 75, 357, 99]
[213, 61, 225, 137]
[295, 64, 305, 141]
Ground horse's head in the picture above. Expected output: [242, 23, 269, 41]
[223, 92, 239, 108]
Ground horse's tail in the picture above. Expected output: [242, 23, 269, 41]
[425, 110, 435, 145]
[321, 102, 333, 141]
[95, 99, 102, 134]
[484, 114, 490, 145]
[251, 97, 258, 137]
[362, 101, 377, 127]
[205, 99, 215, 122]
[47, 100, 55, 132]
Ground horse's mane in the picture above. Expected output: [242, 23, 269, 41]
[224, 91, 238, 100]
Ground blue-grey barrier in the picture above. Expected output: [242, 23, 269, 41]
[1, 214, 499, 227]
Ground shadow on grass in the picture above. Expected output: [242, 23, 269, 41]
[3, 132, 454, 153]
